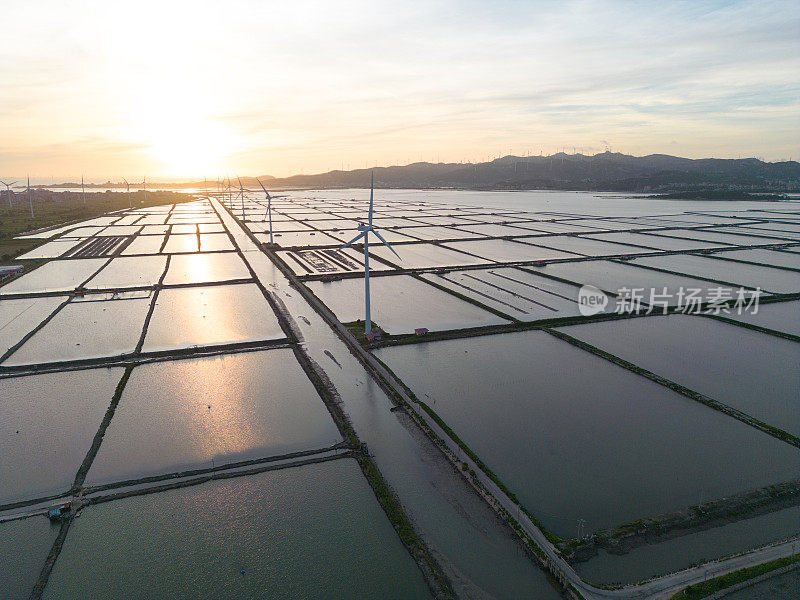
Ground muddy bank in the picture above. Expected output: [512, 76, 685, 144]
[559, 479, 800, 563]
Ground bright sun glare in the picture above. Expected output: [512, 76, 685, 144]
[129, 87, 237, 178]
[147, 119, 234, 178]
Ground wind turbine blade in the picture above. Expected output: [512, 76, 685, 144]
[338, 230, 367, 251]
[372, 229, 401, 260]
[255, 179, 271, 199]
[368, 171, 374, 225]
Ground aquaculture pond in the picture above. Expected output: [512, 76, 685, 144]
[141, 284, 285, 352]
[0, 295, 65, 357]
[16, 239, 81, 260]
[583, 231, 728, 251]
[307, 274, 508, 334]
[85, 255, 168, 289]
[86, 350, 342, 484]
[651, 229, 790, 246]
[120, 234, 165, 255]
[527, 235, 654, 256]
[443, 238, 580, 262]
[369, 242, 487, 268]
[710, 248, 800, 270]
[44, 460, 433, 600]
[630, 254, 800, 294]
[162, 252, 251, 285]
[419, 267, 595, 321]
[0, 515, 59, 599]
[3, 296, 151, 365]
[529, 259, 726, 303]
[559, 314, 800, 437]
[400, 225, 491, 241]
[374, 330, 800, 537]
[725, 299, 800, 336]
[0, 258, 107, 295]
[0, 368, 122, 503]
[575, 504, 800, 585]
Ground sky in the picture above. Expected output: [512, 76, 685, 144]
[1, 0, 798, 180]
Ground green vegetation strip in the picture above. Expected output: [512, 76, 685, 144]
[670, 554, 800, 600]
[558, 478, 800, 563]
[1, 190, 194, 263]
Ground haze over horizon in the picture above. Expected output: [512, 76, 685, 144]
[2, 0, 798, 180]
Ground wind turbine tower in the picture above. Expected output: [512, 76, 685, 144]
[237, 177, 245, 220]
[0, 180, 17, 208]
[256, 179, 275, 246]
[339, 172, 401, 337]
[123, 178, 131, 208]
[27, 176, 34, 218]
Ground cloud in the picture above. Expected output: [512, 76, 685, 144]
[0, 0, 798, 176]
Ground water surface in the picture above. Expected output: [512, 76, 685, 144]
[375, 330, 800, 537]
[45, 460, 433, 600]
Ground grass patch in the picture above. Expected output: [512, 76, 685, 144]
[670, 554, 800, 600]
[342, 320, 385, 344]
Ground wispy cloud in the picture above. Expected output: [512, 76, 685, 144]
[0, 0, 797, 177]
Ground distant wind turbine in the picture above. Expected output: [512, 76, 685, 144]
[0, 180, 17, 208]
[81, 175, 86, 204]
[122, 177, 131, 208]
[237, 177, 246, 220]
[339, 172, 400, 337]
[27, 176, 33, 218]
[256, 179, 275, 246]
[255, 179, 287, 246]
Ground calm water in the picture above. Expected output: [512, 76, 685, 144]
[529, 259, 726, 301]
[0, 516, 59, 599]
[295, 189, 798, 216]
[575, 504, 800, 585]
[375, 330, 800, 537]
[561, 314, 800, 437]
[306, 275, 508, 334]
[420, 267, 596, 321]
[4, 296, 151, 365]
[162, 252, 251, 285]
[726, 299, 800, 335]
[631, 254, 800, 294]
[0, 296, 65, 356]
[0, 258, 107, 295]
[44, 460, 433, 600]
[141, 284, 285, 352]
[86, 350, 342, 484]
[0, 368, 122, 503]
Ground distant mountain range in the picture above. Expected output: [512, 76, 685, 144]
[49, 152, 800, 193]
[260, 153, 799, 193]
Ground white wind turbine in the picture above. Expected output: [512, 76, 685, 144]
[255, 179, 287, 246]
[339, 172, 400, 337]
[0, 180, 17, 208]
[27, 176, 34, 218]
[122, 177, 132, 208]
